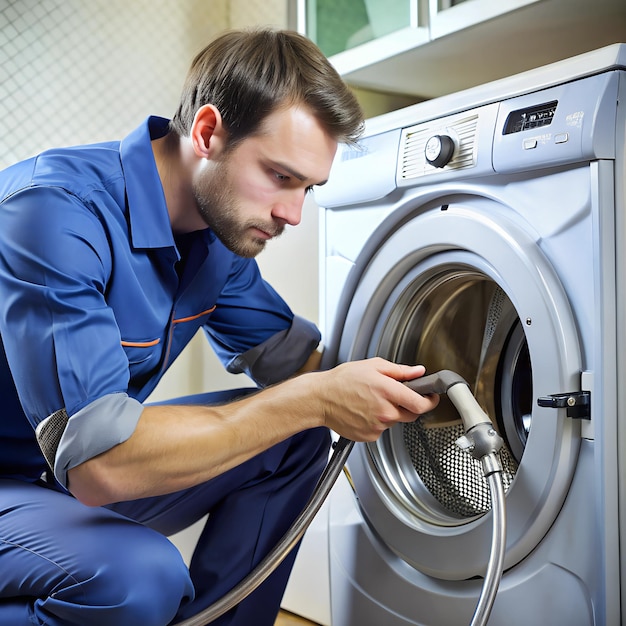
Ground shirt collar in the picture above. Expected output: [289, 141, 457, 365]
[120, 116, 175, 250]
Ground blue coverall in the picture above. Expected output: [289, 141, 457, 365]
[0, 116, 330, 625]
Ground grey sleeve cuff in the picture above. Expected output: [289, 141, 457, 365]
[226, 314, 321, 387]
[46, 393, 144, 488]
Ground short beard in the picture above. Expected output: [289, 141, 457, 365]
[193, 161, 283, 258]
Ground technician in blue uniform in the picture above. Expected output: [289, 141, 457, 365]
[0, 28, 438, 626]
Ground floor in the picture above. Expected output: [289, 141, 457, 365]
[275, 610, 320, 625]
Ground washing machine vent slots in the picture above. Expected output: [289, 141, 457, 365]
[398, 114, 479, 181]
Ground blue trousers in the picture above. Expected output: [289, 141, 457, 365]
[0, 390, 331, 626]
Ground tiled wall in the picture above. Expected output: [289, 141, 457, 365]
[0, 0, 234, 168]
[229, 0, 289, 28]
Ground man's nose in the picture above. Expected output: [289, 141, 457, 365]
[271, 189, 304, 226]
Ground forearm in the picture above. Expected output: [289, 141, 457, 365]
[68, 358, 440, 507]
[68, 374, 323, 506]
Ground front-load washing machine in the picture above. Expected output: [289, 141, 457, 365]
[316, 44, 626, 625]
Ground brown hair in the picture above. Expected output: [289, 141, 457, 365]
[169, 28, 364, 147]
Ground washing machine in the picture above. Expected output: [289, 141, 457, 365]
[316, 44, 626, 625]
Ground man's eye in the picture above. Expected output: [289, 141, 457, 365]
[274, 172, 289, 182]
[305, 185, 314, 194]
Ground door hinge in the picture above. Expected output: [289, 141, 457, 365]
[537, 391, 590, 420]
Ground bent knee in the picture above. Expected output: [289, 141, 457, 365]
[50, 531, 194, 626]
[103, 535, 193, 626]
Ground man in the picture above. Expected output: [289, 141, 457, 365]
[0, 29, 438, 626]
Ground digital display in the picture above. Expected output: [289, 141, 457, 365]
[503, 100, 558, 134]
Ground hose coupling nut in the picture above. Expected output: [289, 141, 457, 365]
[456, 422, 504, 460]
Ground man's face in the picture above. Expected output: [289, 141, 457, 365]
[192, 105, 337, 258]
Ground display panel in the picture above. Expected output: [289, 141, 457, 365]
[503, 100, 558, 134]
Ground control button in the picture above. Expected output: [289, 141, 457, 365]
[523, 138, 538, 150]
[555, 133, 569, 144]
[425, 135, 455, 168]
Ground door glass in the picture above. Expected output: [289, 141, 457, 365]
[369, 266, 530, 522]
[306, 0, 412, 57]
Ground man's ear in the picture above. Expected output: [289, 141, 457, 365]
[190, 104, 226, 158]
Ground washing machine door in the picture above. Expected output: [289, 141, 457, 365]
[330, 194, 582, 580]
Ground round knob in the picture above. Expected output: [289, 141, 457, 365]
[425, 134, 455, 168]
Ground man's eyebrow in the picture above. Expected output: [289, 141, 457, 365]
[274, 161, 328, 186]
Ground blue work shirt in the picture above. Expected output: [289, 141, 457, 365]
[0, 116, 320, 487]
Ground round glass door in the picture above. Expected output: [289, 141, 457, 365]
[371, 265, 527, 524]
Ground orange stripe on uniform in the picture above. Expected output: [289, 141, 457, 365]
[172, 306, 217, 324]
[120, 338, 161, 347]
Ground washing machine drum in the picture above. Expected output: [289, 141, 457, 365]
[394, 277, 523, 518]
[332, 198, 582, 580]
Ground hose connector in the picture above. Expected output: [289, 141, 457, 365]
[405, 370, 497, 435]
[456, 423, 505, 464]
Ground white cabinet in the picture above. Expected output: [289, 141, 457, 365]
[428, 0, 540, 39]
[305, 0, 415, 56]
[301, 0, 626, 99]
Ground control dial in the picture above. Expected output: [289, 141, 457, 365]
[425, 134, 455, 168]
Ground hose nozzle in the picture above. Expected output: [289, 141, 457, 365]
[405, 370, 504, 460]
